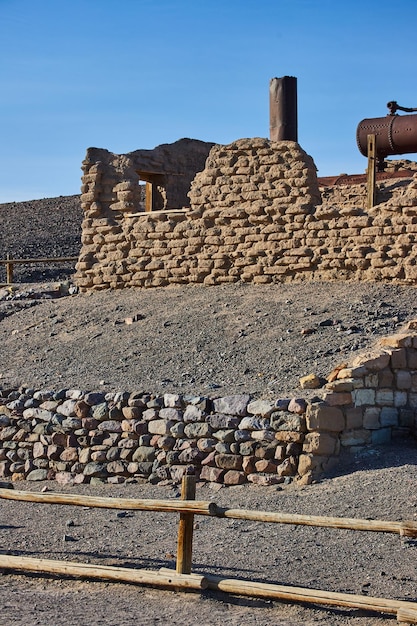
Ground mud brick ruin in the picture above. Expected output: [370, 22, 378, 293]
[79, 138, 214, 216]
[74, 136, 417, 291]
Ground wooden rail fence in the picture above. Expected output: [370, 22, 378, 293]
[0, 254, 78, 284]
[1, 479, 417, 623]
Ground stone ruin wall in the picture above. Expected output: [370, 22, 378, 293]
[1, 322, 417, 488]
[319, 159, 417, 209]
[74, 138, 417, 290]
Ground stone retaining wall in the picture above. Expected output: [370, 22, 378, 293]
[1, 324, 417, 487]
[74, 138, 417, 291]
[0, 389, 312, 487]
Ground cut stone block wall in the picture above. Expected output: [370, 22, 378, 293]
[74, 138, 417, 291]
[300, 321, 417, 480]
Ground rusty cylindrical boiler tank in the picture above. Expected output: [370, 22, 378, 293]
[357, 113, 417, 159]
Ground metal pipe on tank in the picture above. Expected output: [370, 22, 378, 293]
[269, 76, 298, 142]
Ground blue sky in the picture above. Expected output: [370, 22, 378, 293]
[0, 0, 416, 202]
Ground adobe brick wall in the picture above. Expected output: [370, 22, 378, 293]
[74, 139, 320, 290]
[74, 138, 417, 291]
[80, 138, 214, 216]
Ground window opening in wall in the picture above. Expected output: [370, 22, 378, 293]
[137, 179, 152, 212]
[137, 171, 165, 212]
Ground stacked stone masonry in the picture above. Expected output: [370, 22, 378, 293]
[300, 320, 417, 480]
[0, 390, 311, 487]
[74, 138, 417, 291]
[2, 322, 417, 486]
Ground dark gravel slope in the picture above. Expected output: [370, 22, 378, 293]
[0, 195, 82, 283]
[1, 280, 417, 400]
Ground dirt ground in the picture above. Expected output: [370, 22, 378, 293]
[2, 196, 417, 624]
[1, 280, 417, 402]
[2, 440, 417, 626]
[1, 281, 417, 625]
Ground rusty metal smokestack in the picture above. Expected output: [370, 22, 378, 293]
[269, 76, 298, 142]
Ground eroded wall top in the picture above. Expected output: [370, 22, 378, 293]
[188, 138, 320, 213]
[81, 138, 215, 217]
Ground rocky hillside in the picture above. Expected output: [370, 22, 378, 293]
[0, 195, 82, 283]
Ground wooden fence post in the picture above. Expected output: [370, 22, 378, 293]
[176, 474, 196, 574]
[367, 133, 377, 210]
[6, 253, 13, 284]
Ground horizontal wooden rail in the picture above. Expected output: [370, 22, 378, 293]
[1, 489, 415, 536]
[203, 572, 417, 617]
[125, 209, 189, 218]
[0, 488, 217, 516]
[0, 256, 78, 265]
[213, 506, 417, 537]
[0, 254, 78, 284]
[398, 608, 417, 624]
[0, 555, 207, 590]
